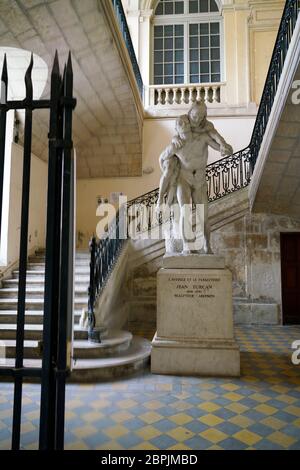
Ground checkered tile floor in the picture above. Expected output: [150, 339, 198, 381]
[1, 326, 300, 450]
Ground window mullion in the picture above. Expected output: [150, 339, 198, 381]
[184, 21, 189, 84]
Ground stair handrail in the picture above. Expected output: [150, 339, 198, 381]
[111, 0, 144, 99]
[87, 0, 299, 342]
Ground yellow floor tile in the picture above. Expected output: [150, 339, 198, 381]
[21, 422, 36, 433]
[221, 383, 241, 392]
[268, 431, 297, 448]
[200, 428, 228, 444]
[223, 392, 244, 402]
[0, 439, 11, 450]
[284, 405, 300, 417]
[251, 393, 271, 403]
[254, 404, 277, 415]
[110, 411, 134, 423]
[73, 425, 98, 439]
[167, 426, 194, 442]
[132, 442, 159, 450]
[199, 414, 224, 426]
[65, 441, 90, 450]
[117, 399, 138, 409]
[198, 402, 220, 412]
[169, 413, 194, 425]
[276, 394, 297, 405]
[261, 416, 286, 430]
[104, 425, 129, 439]
[233, 430, 262, 446]
[24, 410, 40, 420]
[90, 399, 111, 410]
[135, 425, 162, 441]
[168, 443, 192, 450]
[144, 400, 164, 410]
[139, 411, 163, 424]
[81, 411, 105, 422]
[171, 401, 193, 411]
[198, 391, 218, 400]
[226, 402, 249, 414]
[95, 440, 124, 450]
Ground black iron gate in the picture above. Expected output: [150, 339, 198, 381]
[0, 51, 76, 450]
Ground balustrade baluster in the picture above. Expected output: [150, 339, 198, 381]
[165, 88, 171, 104]
[204, 87, 209, 103]
[157, 88, 163, 105]
[180, 87, 186, 104]
[212, 86, 218, 103]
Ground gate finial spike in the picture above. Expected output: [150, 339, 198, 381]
[66, 51, 73, 75]
[1, 53, 8, 85]
[1, 53, 8, 103]
[51, 50, 60, 78]
[25, 53, 33, 100]
[65, 51, 73, 98]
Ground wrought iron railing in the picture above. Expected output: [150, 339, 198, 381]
[87, 210, 126, 342]
[111, 0, 144, 99]
[250, 0, 300, 165]
[87, 0, 299, 341]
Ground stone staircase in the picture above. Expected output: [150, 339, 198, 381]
[0, 250, 151, 381]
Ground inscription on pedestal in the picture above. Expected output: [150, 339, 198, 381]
[157, 268, 234, 340]
[169, 275, 221, 299]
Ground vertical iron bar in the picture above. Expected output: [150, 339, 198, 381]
[55, 54, 75, 450]
[11, 54, 33, 450]
[39, 51, 62, 450]
[0, 54, 8, 238]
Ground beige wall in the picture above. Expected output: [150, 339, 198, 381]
[0, 142, 47, 271]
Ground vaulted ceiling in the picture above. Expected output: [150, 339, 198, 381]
[0, 0, 143, 178]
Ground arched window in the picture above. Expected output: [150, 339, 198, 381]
[153, 0, 222, 85]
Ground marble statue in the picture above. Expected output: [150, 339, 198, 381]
[157, 101, 233, 254]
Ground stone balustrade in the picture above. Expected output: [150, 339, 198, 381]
[147, 83, 224, 106]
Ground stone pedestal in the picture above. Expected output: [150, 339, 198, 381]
[151, 254, 240, 377]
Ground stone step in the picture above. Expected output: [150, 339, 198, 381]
[0, 330, 134, 360]
[73, 331, 132, 359]
[0, 297, 87, 310]
[0, 287, 88, 299]
[32, 250, 89, 258]
[29, 254, 90, 263]
[0, 324, 88, 341]
[26, 261, 89, 270]
[0, 310, 82, 324]
[71, 336, 151, 382]
[12, 267, 90, 277]
[0, 337, 151, 382]
[2, 339, 42, 359]
[11, 271, 90, 281]
[2, 278, 89, 289]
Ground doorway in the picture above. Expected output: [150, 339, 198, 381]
[280, 233, 300, 325]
